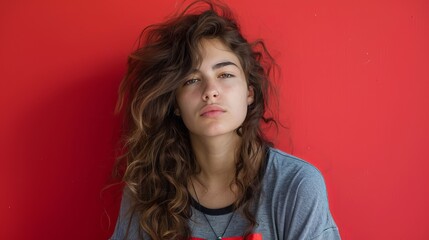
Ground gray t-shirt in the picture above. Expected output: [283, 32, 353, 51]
[111, 148, 341, 240]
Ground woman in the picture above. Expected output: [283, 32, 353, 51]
[111, 1, 340, 239]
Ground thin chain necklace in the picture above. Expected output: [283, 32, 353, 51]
[190, 179, 235, 240]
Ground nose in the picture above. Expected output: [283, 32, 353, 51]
[202, 89, 219, 101]
[202, 81, 219, 102]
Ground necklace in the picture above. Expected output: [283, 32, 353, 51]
[190, 179, 235, 240]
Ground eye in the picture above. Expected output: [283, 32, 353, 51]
[184, 78, 200, 86]
[219, 73, 235, 78]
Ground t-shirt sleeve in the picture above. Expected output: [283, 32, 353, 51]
[110, 188, 143, 240]
[284, 166, 340, 240]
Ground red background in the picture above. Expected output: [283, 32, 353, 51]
[1, 0, 428, 239]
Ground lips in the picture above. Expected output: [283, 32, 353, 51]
[200, 105, 226, 117]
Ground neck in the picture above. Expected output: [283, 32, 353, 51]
[190, 133, 241, 187]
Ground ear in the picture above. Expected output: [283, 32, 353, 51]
[247, 85, 255, 105]
[174, 108, 180, 116]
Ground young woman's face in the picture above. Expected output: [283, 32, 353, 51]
[175, 38, 254, 138]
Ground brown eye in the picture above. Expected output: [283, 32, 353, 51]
[219, 73, 234, 78]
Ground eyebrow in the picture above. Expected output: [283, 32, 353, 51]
[191, 61, 239, 73]
[212, 61, 239, 70]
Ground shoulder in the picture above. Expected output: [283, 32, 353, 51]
[265, 148, 326, 190]
[259, 148, 340, 239]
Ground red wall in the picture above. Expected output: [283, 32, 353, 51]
[1, 0, 428, 239]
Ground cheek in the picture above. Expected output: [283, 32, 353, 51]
[177, 91, 197, 111]
[233, 91, 251, 118]
[176, 92, 198, 125]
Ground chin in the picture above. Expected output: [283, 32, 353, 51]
[187, 121, 244, 138]
[197, 127, 241, 138]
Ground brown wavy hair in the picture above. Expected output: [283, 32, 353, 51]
[115, 0, 276, 239]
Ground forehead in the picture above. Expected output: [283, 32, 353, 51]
[196, 38, 241, 66]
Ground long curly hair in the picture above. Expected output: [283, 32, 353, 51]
[115, 0, 276, 239]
